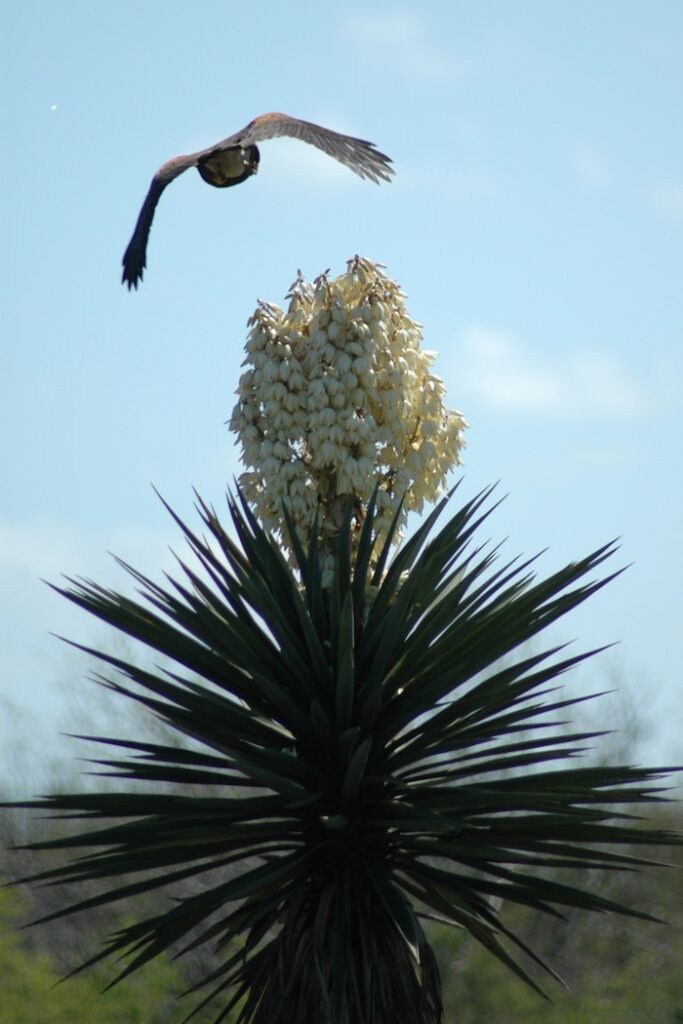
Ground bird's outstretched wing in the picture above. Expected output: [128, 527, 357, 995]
[122, 113, 394, 289]
[122, 155, 197, 289]
[218, 112, 394, 184]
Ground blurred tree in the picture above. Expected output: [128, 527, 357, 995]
[0, 886, 228, 1024]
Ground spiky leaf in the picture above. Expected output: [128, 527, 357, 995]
[4, 487, 681, 1024]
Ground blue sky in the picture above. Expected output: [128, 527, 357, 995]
[2, 1, 682, 776]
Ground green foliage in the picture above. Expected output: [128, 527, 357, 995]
[0, 887, 222, 1024]
[446, 936, 683, 1024]
[2, 821, 683, 1024]
[4, 486, 681, 1024]
[430, 818, 683, 1022]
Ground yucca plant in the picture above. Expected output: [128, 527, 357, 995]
[7, 485, 680, 1023]
[6, 258, 680, 1023]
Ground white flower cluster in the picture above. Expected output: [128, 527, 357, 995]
[229, 256, 467, 566]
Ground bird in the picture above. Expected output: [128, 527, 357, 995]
[121, 112, 394, 289]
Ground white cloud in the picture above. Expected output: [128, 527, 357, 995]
[562, 441, 637, 472]
[0, 520, 177, 583]
[0, 523, 77, 579]
[571, 140, 610, 187]
[457, 327, 650, 420]
[262, 136, 369, 192]
[648, 181, 683, 224]
[343, 11, 457, 83]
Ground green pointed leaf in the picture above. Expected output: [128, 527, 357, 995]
[341, 738, 372, 801]
[335, 592, 355, 732]
[4, 484, 680, 1024]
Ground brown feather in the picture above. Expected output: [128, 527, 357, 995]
[122, 113, 393, 289]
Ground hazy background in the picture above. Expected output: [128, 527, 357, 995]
[2, 1, 682, 779]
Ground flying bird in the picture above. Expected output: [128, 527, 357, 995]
[121, 112, 394, 289]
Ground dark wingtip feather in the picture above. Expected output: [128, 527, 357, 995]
[121, 175, 166, 290]
[121, 265, 142, 290]
[121, 235, 146, 290]
[121, 269, 141, 290]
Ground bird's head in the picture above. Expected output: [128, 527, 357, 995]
[245, 144, 260, 175]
